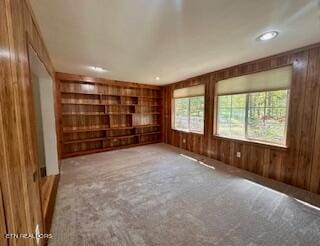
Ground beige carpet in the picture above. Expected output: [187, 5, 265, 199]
[49, 143, 320, 246]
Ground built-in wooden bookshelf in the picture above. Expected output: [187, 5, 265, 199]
[56, 73, 162, 158]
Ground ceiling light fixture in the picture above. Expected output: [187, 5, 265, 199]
[256, 31, 279, 41]
[155, 77, 160, 81]
[89, 66, 108, 73]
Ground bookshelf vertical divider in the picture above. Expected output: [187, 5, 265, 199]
[56, 72, 162, 158]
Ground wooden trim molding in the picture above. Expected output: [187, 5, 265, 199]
[0, 184, 8, 246]
[56, 72, 161, 90]
[40, 174, 60, 243]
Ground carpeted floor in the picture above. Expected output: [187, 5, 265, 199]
[49, 143, 320, 246]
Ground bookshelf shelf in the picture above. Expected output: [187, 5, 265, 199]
[64, 131, 161, 145]
[57, 73, 162, 158]
[61, 91, 161, 99]
[61, 102, 160, 107]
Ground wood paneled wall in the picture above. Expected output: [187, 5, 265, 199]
[0, 0, 55, 245]
[0, 186, 7, 246]
[162, 44, 320, 194]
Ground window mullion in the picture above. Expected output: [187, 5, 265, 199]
[264, 91, 267, 126]
[188, 97, 191, 131]
[173, 99, 176, 129]
[230, 96, 233, 134]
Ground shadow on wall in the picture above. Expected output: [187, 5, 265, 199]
[29, 46, 59, 176]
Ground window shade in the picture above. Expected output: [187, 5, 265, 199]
[173, 84, 205, 98]
[215, 66, 292, 95]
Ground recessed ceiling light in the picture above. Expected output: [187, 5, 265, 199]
[155, 77, 160, 81]
[89, 66, 108, 72]
[256, 31, 279, 41]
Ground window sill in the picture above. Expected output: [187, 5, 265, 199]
[172, 128, 204, 136]
[213, 135, 288, 151]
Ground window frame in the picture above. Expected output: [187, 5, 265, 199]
[172, 95, 205, 134]
[214, 88, 290, 146]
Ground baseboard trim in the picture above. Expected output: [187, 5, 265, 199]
[40, 174, 60, 244]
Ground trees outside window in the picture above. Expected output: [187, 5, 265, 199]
[174, 96, 204, 133]
[174, 98, 189, 131]
[217, 90, 289, 145]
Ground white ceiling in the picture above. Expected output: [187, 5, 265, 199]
[30, 0, 320, 85]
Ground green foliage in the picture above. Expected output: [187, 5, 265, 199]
[190, 96, 204, 117]
[190, 96, 204, 131]
[175, 98, 189, 117]
[174, 96, 204, 132]
[217, 90, 288, 144]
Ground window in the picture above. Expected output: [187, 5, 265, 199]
[215, 66, 292, 145]
[174, 98, 189, 131]
[247, 90, 288, 143]
[173, 85, 205, 133]
[217, 94, 246, 138]
[190, 96, 205, 132]
[217, 90, 289, 144]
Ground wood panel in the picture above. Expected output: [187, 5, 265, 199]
[0, 0, 56, 245]
[0, 185, 8, 246]
[56, 73, 162, 158]
[162, 43, 320, 195]
[40, 174, 60, 244]
[309, 48, 320, 193]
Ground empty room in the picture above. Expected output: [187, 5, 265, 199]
[1, 0, 320, 245]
